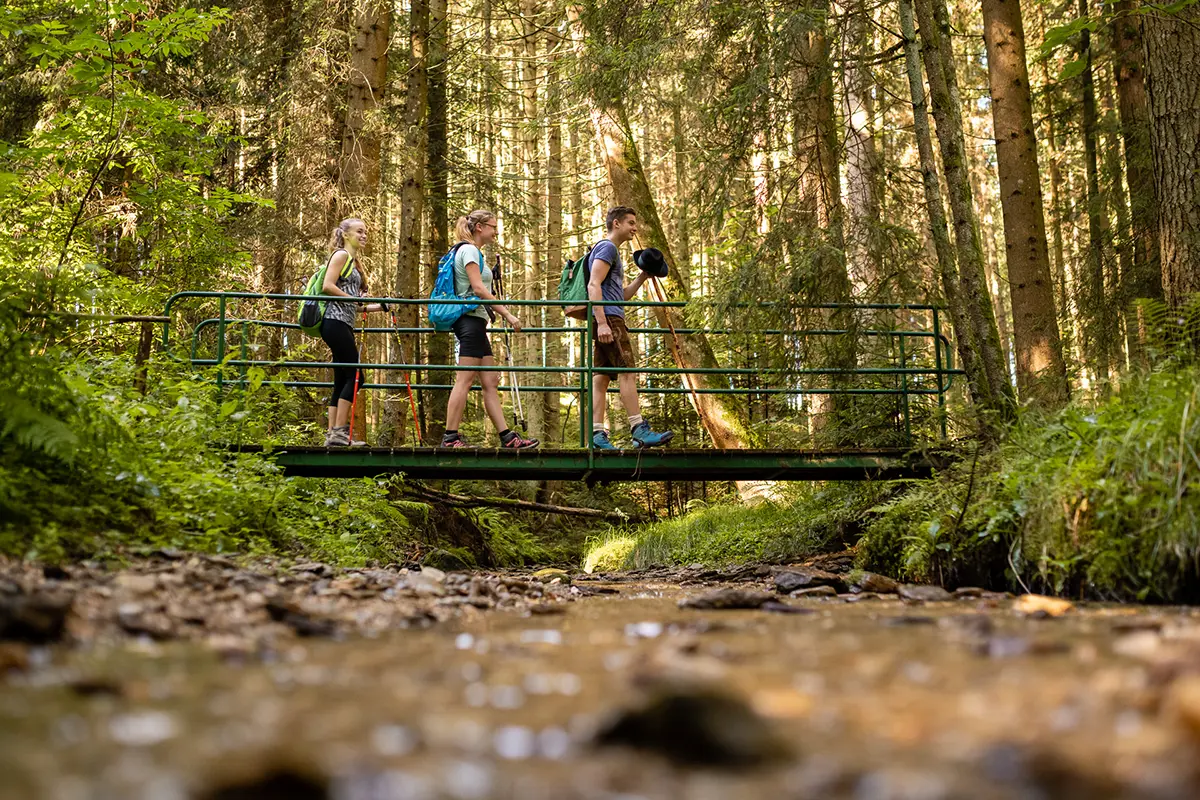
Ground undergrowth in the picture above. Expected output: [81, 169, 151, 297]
[0, 291, 556, 567]
[858, 363, 1200, 601]
[584, 361, 1200, 602]
[583, 482, 893, 571]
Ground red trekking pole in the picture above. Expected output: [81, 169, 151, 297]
[347, 316, 364, 444]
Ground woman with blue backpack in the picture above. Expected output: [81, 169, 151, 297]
[321, 218, 383, 446]
[440, 210, 538, 449]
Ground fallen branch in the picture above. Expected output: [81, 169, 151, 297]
[406, 483, 646, 523]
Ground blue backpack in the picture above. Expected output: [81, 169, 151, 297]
[428, 242, 480, 331]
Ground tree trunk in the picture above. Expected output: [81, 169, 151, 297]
[900, 0, 988, 410]
[671, 100, 692, 289]
[520, 0, 544, 441]
[841, 0, 883, 293]
[981, 0, 1069, 408]
[1111, 0, 1163, 304]
[340, 0, 390, 206]
[1143, 3, 1200, 307]
[423, 0, 450, 443]
[388, 0, 429, 444]
[591, 99, 753, 452]
[913, 0, 1015, 423]
[1078, 0, 1113, 382]
[340, 0, 390, 442]
[542, 20, 565, 493]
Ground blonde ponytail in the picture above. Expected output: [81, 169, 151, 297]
[327, 217, 364, 254]
[455, 210, 496, 243]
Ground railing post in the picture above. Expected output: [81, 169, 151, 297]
[932, 308, 947, 439]
[899, 331, 911, 441]
[239, 321, 249, 390]
[216, 295, 227, 394]
[578, 314, 588, 449]
[585, 302, 594, 469]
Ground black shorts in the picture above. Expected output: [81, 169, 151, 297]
[452, 315, 493, 358]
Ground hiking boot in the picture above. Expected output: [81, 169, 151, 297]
[501, 432, 540, 449]
[440, 434, 476, 448]
[326, 426, 366, 447]
[591, 429, 618, 450]
[631, 421, 673, 449]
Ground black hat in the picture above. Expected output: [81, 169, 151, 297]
[633, 248, 668, 278]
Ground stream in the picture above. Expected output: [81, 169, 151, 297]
[3, 557, 1200, 799]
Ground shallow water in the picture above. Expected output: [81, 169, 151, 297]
[4, 580, 1200, 799]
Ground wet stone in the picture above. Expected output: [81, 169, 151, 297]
[594, 683, 791, 767]
[679, 588, 774, 610]
[975, 636, 1071, 659]
[265, 599, 338, 638]
[201, 769, 329, 800]
[0, 591, 72, 644]
[790, 585, 838, 598]
[760, 600, 816, 615]
[898, 584, 953, 603]
[853, 572, 900, 594]
[882, 615, 937, 627]
[775, 568, 846, 594]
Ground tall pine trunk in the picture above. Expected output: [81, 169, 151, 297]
[340, 0, 391, 441]
[1143, 3, 1200, 308]
[981, 0, 1069, 407]
[423, 0, 450, 442]
[1111, 0, 1163, 305]
[1078, 0, 1112, 381]
[841, 0, 883, 292]
[388, 0, 429, 444]
[900, 0, 988, 411]
[590, 99, 753, 451]
[914, 0, 1015, 424]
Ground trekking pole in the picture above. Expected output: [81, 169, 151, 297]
[388, 304, 422, 445]
[347, 314, 364, 444]
[494, 255, 527, 433]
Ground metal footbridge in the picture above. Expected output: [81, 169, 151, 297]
[162, 293, 964, 482]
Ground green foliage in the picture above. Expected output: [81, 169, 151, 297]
[0, 0, 261, 319]
[858, 364, 1200, 601]
[581, 482, 893, 570]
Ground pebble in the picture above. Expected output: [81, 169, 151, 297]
[898, 584, 953, 603]
[108, 711, 177, 747]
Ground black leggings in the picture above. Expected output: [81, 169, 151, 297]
[320, 318, 365, 407]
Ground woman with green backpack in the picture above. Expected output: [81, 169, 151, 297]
[440, 210, 538, 449]
[321, 218, 383, 446]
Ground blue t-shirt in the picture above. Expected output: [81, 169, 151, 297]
[587, 239, 625, 319]
[452, 243, 491, 321]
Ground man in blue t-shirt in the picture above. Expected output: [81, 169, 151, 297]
[585, 206, 673, 449]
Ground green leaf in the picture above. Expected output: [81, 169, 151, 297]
[1057, 58, 1087, 82]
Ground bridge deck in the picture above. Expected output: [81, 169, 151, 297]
[232, 445, 938, 481]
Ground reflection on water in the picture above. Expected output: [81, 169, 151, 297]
[4, 581, 1200, 798]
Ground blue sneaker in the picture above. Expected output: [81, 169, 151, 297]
[592, 429, 618, 450]
[631, 421, 673, 448]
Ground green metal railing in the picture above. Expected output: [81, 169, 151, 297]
[162, 292, 965, 454]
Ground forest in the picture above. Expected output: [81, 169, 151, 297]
[2, 0, 1199, 599]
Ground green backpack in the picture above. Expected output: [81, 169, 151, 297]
[297, 251, 356, 336]
[557, 246, 593, 320]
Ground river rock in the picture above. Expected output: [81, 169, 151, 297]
[201, 768, 329, 800]
[594, 683, 790, 767]
[790, 586, 838, 598]
[853, 572, 900, 594]
[775, 568, 846, 594]
[265, 599, 338, 638]
[761, 600, 815, 615]
[1169, 675, 1200, 741]
[898, 584, 952, 602]
[1014, 594, 1074, 618]
[0, 592, 72, 644]
[679, 588, 773, 610]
